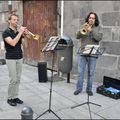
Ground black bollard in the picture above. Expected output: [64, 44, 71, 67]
[21, 106, 33, 120]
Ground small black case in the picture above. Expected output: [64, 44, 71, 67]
[96, 76, 120, 99]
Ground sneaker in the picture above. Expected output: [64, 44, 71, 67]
[86, 91, 93, 96]
[74, 90, 81, 95]
[7, 99, 17, 106]
[14, 98, 23, 104]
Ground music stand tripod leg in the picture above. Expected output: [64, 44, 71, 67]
[71, 102, 87, 109]
[50, 109, 62, 120]
[35, 110, 49, 120]
[35, 109, 61, 120]
[35, 51, 61, 120]
[88, 102, 101, 107]
[88, 102, 92, 119]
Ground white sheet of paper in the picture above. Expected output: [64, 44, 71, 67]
[83, 45, 99, 54]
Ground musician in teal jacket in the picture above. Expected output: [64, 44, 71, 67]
[74, 12, 103, 96]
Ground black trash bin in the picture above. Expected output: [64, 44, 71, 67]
[57, 35, 74, 82]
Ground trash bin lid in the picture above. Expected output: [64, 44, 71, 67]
[59, 35, 73, 46]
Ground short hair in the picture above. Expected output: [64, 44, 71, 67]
[85, 12, 100, 26]
[8, 13, 19, 20]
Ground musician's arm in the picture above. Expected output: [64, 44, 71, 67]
[91, 26, 103, 42]
[22, 37, 28, 48]
[4, 32, 23, 47]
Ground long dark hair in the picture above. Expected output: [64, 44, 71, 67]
[85, 12, 99, 26]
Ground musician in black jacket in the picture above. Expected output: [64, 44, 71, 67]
[2, 14, 27, 106]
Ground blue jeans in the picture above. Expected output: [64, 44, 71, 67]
[76, 55, 97, 92]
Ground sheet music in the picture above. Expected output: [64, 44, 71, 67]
[42, 36, 60, 52]
[83, 45, 99, 55]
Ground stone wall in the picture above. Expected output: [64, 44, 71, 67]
[63, 1, 120, 82]
[0, 1, 120, 83]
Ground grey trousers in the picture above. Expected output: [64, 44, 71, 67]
[6, 59, 23, 99]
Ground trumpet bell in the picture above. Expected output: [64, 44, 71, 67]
[80, 23, 89, 35]
[80, 28, 87, 35]
[32, 34, 39, 40]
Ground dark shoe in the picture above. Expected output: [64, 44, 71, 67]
[7, 99, 17, 106]
[74, 90, 81, 95]
[86, 91, 93, 96]
[14, 98, 23, 104]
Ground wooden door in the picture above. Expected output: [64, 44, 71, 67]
[23, 0, 57, 65]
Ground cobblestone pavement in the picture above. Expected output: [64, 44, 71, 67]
[0, 63, 120, 119]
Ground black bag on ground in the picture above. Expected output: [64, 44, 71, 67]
[38, 62, 48, 82]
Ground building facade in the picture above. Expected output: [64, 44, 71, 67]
[63, 1, 120, 82]
[0, 1, 120, 82]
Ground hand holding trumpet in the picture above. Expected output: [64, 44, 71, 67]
[18, 25, 27, 34]
[86, 25, 92, 32]
[17, 24, 39, 40]
[80, 22, 92, 35]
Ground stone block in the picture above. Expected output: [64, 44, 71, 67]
[94, 67, 119, 83]
[102, 28, 112, 41]
[96, 54, 118, 70]
[102, 12, 120, 26]
[111, 27, 120, 41]
[0, 23, 8, 31]
[64, 7, 72, 25]
[72, 6, 80, 19]
[100, 41, 120, 55]
[95, 53, 120, 82]
[0, 1, 8, 12]
[92, 1, 114, 13]
[113, 1, 120, 11]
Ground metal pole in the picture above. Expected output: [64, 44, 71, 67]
[61, 0, 64, 36]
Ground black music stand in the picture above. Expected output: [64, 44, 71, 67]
[71, 45, 105, 119]
[35, 36, 61, 120]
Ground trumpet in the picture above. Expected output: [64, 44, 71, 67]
[27, 30, 39, 40]
[80, 22, 89, 35]
[17, 24, 39, 40]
